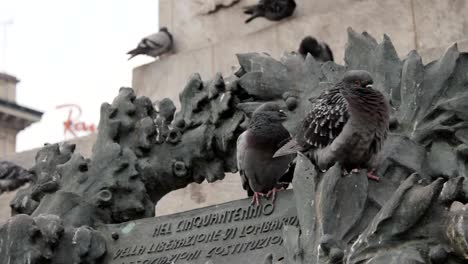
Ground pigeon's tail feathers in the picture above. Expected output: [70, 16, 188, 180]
[245, 13, 261, 23]
[273, 138, 302, 158]
[127, 47, 139, 55]
[127, 48, 144, 60]
[127, 54, 138, 61]
[243, 5, 257, 14]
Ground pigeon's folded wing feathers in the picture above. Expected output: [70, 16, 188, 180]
[302, 88, 349, 148]
[273, 138, 302, 158]
[142, 38, 163, 49]
[145, 32, 170, 48]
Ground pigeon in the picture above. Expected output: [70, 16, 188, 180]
[127, 27, 173, 60]
[243, 0, 296, 24]
[274, 70, 389, 181]
[237, 102, 295, 206]
[298, 36, 334, 62]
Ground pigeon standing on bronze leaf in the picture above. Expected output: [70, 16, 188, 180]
[298, 36, 334, 62]
[237, 102, 295, 206]
[127, 27, 173, 60]
[243, 0, 296, 24]
[274, 70, 389, 181]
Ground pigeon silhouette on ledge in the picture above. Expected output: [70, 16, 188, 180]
[237, 102, 295, 206]
[274, 70, 389, 181]
[243, 0, 296, 24]
[298, 36, 334, 62]
[127, 27, 173, 60]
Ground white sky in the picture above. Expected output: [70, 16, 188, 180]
[0, 0, 159, 151]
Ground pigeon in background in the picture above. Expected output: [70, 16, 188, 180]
[244, 0, 296, 24]
[237, 102, 295, 206]
[127, 27, 173, 60]
[274, 70, 389, 181]
[298, 36, 334, 62]
[193, 0, 241, 15]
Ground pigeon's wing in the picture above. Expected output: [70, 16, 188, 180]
[143, 32, 171, 48]
[277, 135, 293, 149]
[236, 132, 254, 196]
[265, 0, 296, 18]
[301, 87, 349, 148]
[244, 0, 267, 22]
[140, 38, 163, 49]
[273, 138, 303, 158]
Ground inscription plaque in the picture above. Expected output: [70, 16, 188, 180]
[102, 190, 297, 264]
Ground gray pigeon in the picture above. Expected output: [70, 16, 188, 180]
[274, 70, 389, 181]
[298, 36, 334, 62]
[237, 102, 295, 206]
[244, 0, 296, 24]
[127, 27, 173, 60]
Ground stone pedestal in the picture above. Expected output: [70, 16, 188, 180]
[131, 0, 468, 217]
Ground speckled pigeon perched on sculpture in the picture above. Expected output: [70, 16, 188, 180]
[1, 26, 468, 264]
[243, 0, 296, 23]
[237, 102, 295, 206]
[127, 27, 173, 60]
[274, 70, 390, 180]
[298, 36, 334, 62]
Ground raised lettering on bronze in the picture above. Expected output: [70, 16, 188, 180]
[106, 190, 296, 264]
[222, 227, 237, 241]
[205, 235, 284, 259]
[152, 223, 173, 237]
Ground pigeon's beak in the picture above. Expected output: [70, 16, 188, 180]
[366, 84, 373, 89]
[278, 110, 287, 120]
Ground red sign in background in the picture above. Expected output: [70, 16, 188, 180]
[56, 104, 96, 138]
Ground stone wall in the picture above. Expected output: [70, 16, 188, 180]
[133, 0, 468, 105]
[0, 78, 16, 102]
[0, 126, 17, 158]
[132, 0, 468, 217]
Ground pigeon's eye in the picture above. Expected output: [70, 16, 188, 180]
[277, 110, 287, 118]
[354, 80, 361, 86]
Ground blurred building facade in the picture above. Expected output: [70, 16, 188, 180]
[2, 0, 468, 223]
[0, 72, 42, 158]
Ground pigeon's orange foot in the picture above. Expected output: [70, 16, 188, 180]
[251, 192, 264, 206]
[266, 187, 283, 203]
[367, 169, 380, 181]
